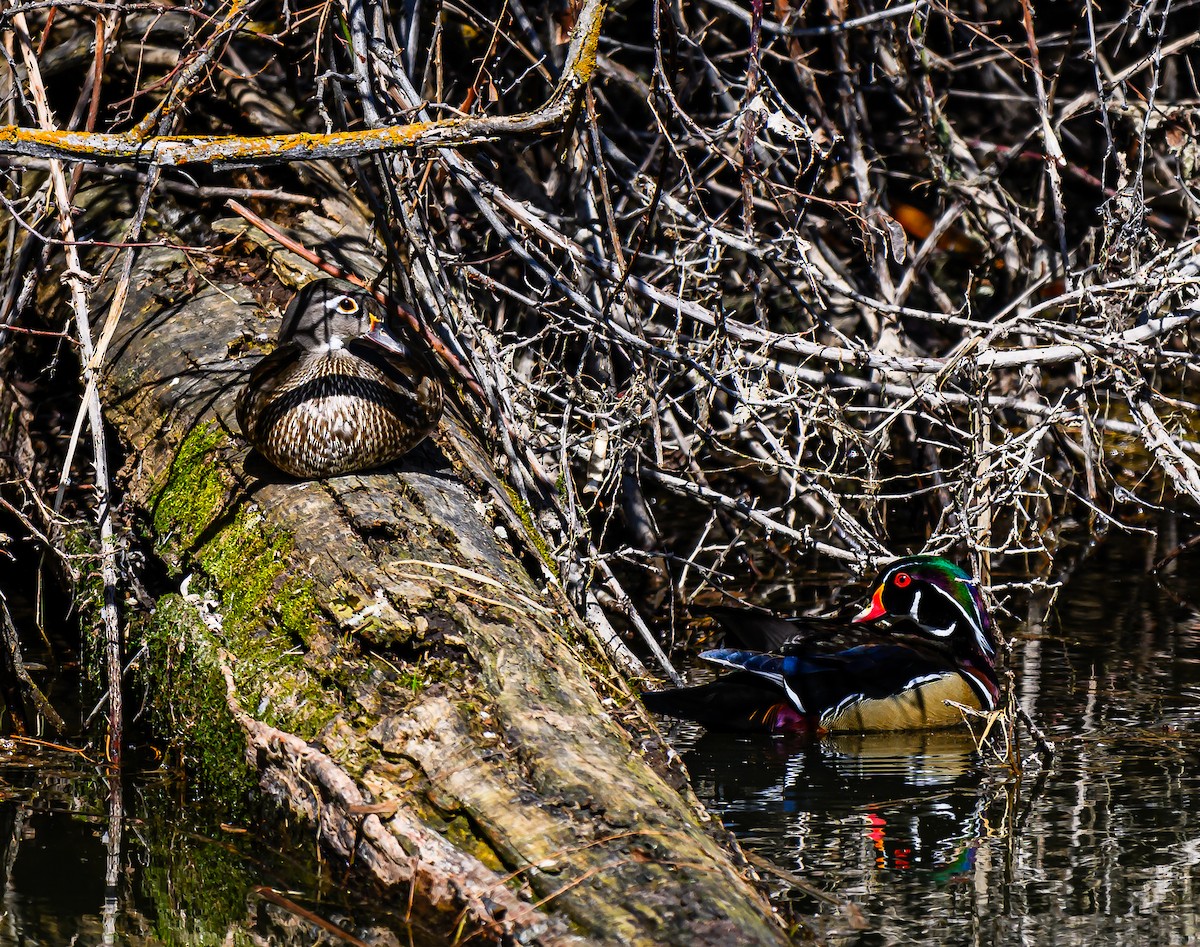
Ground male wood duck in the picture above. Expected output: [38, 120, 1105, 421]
[237, 279, 443, 478]
[642, 556, 1000, 735]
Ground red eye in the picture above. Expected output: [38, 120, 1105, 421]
[894, 572, 912, 588]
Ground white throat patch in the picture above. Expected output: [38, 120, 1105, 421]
[315, 335, 346, 355]
[924, 582, 992, 653]
[910, 590, 957, 637]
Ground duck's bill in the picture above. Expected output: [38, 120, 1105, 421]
[366, 315, 411, 357]
[853, 585, 887, 623]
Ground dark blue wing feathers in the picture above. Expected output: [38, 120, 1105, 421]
[701, 644, 951, 717]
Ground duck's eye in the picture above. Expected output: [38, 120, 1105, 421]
[335, 296, 360, 315]
[893, 572, 912, 588]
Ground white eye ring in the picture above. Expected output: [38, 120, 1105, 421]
[334, 296, 360, 315]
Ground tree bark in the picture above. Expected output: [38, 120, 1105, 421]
[94, 205, 789, 945]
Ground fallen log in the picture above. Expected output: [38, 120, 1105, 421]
[95, 209, 790, 945]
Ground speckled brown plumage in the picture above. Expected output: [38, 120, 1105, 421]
[237, 280, 443, 478]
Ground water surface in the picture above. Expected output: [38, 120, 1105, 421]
[677, 542, 1200, 945]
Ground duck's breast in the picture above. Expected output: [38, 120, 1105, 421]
[820, 672, 984, 733]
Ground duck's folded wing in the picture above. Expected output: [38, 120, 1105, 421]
[703, 607, 805, 652]
[640, 672, 807, 732]
[702, 644, 959, 722]
[705, 609, 858, 653]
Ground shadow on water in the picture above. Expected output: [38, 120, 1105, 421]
[674, 538, 1200, 946]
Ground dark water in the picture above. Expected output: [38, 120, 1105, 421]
[0, 746, 426, 945]
[674, 540, 1200, 945]
[0, 567, 423, 946]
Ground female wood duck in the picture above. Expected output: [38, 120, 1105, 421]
[237, 279, 443, 478]
[642, 556, 1000, 735]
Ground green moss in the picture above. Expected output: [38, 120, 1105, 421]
[445, 814, 506, 872]
[151, 423, 231, 553]
[194, 505, 311, 643]
[503, 484, 560, 582]
[140, 594, 257, 808]
[138, 426, 342, 782]
[276, 577, 320, 643]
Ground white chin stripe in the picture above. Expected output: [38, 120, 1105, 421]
[909, 589, 953, 636]
[907, 589, 922, 623]
[922, 584, 990, 648]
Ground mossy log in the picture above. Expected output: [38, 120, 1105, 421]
[95, 217, 790, 945]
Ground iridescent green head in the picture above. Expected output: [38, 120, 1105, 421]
[854, 555, 995, 656]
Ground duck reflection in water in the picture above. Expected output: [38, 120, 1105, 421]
[684, 726, 992, 878]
